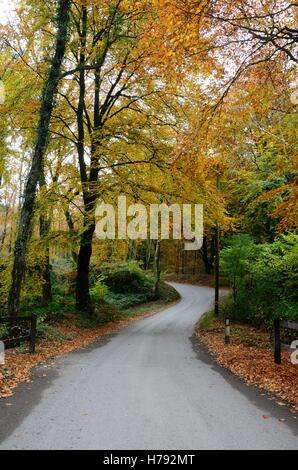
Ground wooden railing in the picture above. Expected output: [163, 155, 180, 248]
[274, 319, 298, 364]
[0, 314, 37, 353]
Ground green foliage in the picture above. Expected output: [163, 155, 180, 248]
[19, 262, 76, 319]
[221, 234, 298, 325]
[90, 279, 109, 304]
[221, 234, 258, 301]
[117, 282, 180, 319]
[0, 262, 10, 309]
[105, 291, 150, 309]
[229, 174, 281, 243]
[89, 262, 178, 312]
[157, 282, 180, 303]
[93, 261, 156, 309]
[98, 261, 155, 292]
[197, 310, 215, 331]
[36, 323, 75, 342]
[0, 324, 9, 340]
[77, 303, 120, 328]
[20, 293, 75, 321]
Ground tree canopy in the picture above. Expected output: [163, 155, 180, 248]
[0, 0, 296, 315]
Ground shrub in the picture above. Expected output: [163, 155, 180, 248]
[36, 323, 75, 342]
[0, 324, 9, 340]
[197, 310, 215, 331]
[78, 304, 120, 328]
[90, 279, 109, 303]
[98, 260, 155, 294]
[93, 261, 156, 309]
[105, 292, 150, 309]
[0, 261, 10, 309]
[221, 234, 298, 325]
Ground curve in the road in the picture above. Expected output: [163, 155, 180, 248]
[0, 283, 297, 450]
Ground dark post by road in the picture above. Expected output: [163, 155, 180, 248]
[29, 313, 37, 354]
[215, 176, 220, 317]
[274, 318, 281, 365]
[225, 319, 230, 344]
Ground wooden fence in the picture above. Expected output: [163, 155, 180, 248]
[274, 319, 298, 364]
[0, 314, 37, 353]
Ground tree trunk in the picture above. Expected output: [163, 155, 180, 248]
[39, 163, 52, 307]
[75, 175, 100, 313]
[39, 212, 52, 306]
[0, 203, 9, 252]
[154, 240, 161, 298]
[128, 240, 138, 261]
[201, 235, 216, 275]
[7, 0, 71, 316]
[181, 244, 185, 275]
[75, 12, 102, 312]
[193, 249, 197, 276]
[75, 5, 96, 313]
[76, 218, 95, 312]
[64, 209, 78, 264]
[145, 238, 152, 270]
[202, 236, 211, 274]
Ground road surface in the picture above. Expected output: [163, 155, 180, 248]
[0, 283, 297, 450]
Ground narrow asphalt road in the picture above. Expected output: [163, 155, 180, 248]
[0, 283, 297, 450]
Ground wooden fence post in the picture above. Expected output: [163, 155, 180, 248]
[225, 319, 230, 345]
[29, 314, 37, 354]
[274, 318, 281, 365]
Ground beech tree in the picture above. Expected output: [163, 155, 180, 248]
[7, 0, 71, 316]
[57, 1, 185, 311]
[0, 0, 296, 315]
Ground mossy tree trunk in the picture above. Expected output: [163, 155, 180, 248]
[8, 0, 71, 316]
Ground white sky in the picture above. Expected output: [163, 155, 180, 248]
[0, 0, 16, 25]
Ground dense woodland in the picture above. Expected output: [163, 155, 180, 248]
[0, 0, 297, 330]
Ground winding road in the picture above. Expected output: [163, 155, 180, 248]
[0, 283, 297, 450]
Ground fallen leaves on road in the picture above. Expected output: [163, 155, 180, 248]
[197, 320, 298, 413]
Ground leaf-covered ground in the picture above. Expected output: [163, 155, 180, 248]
[197, 320, 298, 413]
